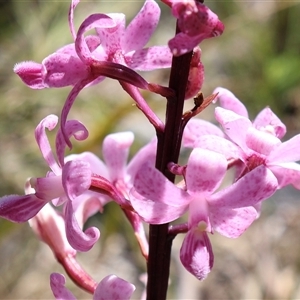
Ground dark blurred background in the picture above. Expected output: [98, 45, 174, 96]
[1, 1, 300, 299]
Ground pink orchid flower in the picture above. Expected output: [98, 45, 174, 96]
[163, 0, 224, 56]
[212, 87, 286, 138]
[50, 273, 135, 300]
[187, 88, 300, 189]
[132, 148, 277, 279]
[95, 131, 157, 258]
[0, 115, 108, 251]
[14, 0, 173, 146]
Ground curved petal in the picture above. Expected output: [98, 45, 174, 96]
[50, 273, 77, 300]
[130, 189, 188, 223]
[94, 275, 135, 300]
[127, 46, 172, 71]
[213, 87, 248, 117]
[210, 206, 258, 238]
[180, 228, 213, 281]
[215, 107, 252, 152]
[62, 160, 92, 201]
[35, 114, 61, 175]
[102, 131, 134, 182]
[56, 119, 89, 167]
[183, 118, 225, 148]
[68, 0, 80, 40]
[0, 194, 48, 223]
[13, 61, 46, 89]
[73, 195, 105, 227]
[66, 152, 108, 178]
[253, 107, 286, 139]
[96, 13, 125, 54]
[268, 164, 300, 189]
[246, 127, 281, 156]
[192, 135, 243, 161]
[267, 134, 300, 164]
[126, 138, 157, 182]
[209, 165, 278, 208]
[60, 79, 92, 148]
[33, 176, 65, 200]
[122, 0, 160, 53]
[168, 32, 199, 56]
[133, 161, 191, 206]
[65, 201, 100, 252]
[186, 148, 228, 196]
[75, 13, 115, 64]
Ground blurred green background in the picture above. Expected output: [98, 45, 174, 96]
[1, 1, 300, 299]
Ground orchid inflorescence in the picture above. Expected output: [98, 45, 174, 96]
[1, 0, 300, 299]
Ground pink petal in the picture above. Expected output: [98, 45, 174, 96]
[253, 107, 286, 139]
[73, 195, 105, 227]
[126, 138, 157, 182]
[213, 87, 248, 117]
[35, 114, 61, 175]
[127, 46, 172, 71]
[94, 275, 135, 300]
[246, 127, 281, 156]
[62, 160, 92, 201]
[186, 148, 228, 196]
[268, 164, 300, 189]
[33, 176, 65, 200]
[168, 33, 200, 56]
[215, 107, 252, 152]
[65, 201, 100, 252]
[56, 119, 89, 166]
[188, 198, 211, 230]
[183, 118, 225, 148]
[102, 132, 134, 182]
[122, 0, 160, 53]
[14, 61, 45, 89]
[130, 191, 188, 224]
[192, 135, 243, 161]
[42, 53, 89, 87]
[96, 13, 125, 54]
[50, 273, 77, 300]
[133, 161, 190, 206]
[68, 0, 80, 40]
[75, 13, 115, 64]
[66, 152, 108, 178]
[267, 134, 300, 164]
[210, 206, 258, 238]
[60, 79, 92, 148]
[180, 228, 213, 280]
[209, 165, 278, 208]
[0, 194, 48, 222]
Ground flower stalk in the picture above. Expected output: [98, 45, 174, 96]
[147, 27, 193, 299]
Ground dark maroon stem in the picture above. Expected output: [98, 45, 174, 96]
[146, 35, 193, 299]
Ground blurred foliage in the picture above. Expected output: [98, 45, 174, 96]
[0, 1, 300, 299]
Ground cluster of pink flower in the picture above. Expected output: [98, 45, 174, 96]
[1, 0, 300, 299]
